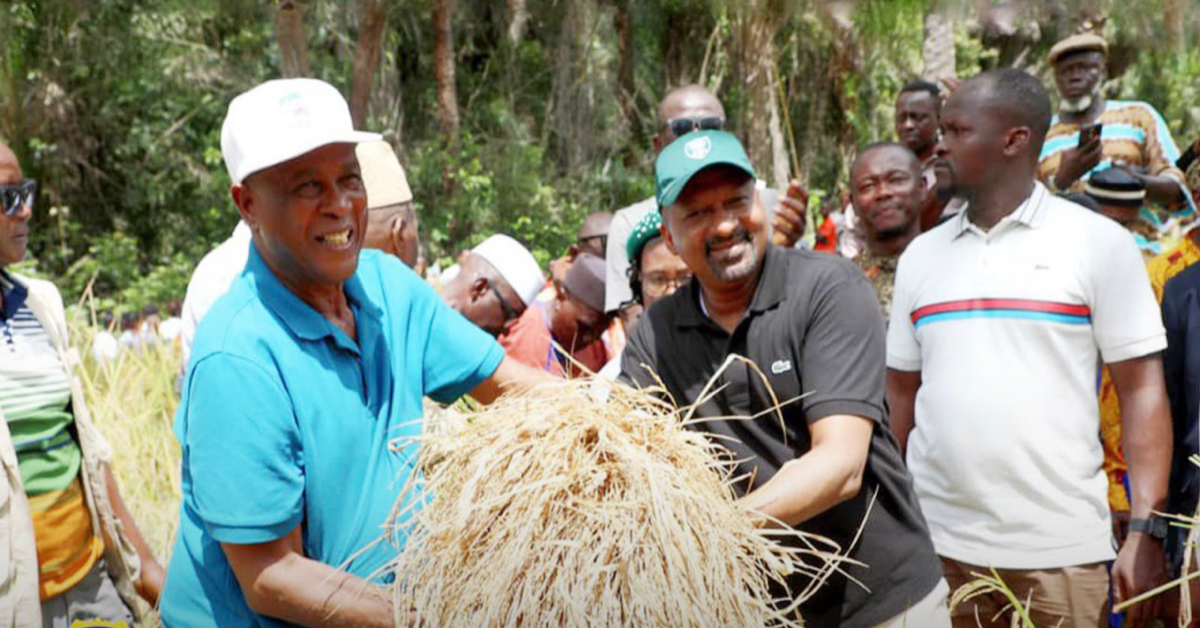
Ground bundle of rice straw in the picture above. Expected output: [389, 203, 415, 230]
[385, 378, 845, 627]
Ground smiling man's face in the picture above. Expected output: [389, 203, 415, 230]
[237, 142, 367, 291]
[662, 166, 768, 288]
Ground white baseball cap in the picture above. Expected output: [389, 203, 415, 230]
[472, 235, 546, 307]
[220, 78, 381, 185]
[356, 140, 413, 209]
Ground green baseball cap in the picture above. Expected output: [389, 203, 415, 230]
[655, 130, 756, 210]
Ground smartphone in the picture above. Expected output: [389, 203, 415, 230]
[1078, 123, 1102, 148]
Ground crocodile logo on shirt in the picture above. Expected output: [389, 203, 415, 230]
[771, 359, 792, 375]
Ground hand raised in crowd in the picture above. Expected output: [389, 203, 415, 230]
[1111, 531, 1167, 627]
[771, 180, 808, 247]
[1053, 133, 1103, 189]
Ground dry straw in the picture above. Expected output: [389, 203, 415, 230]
[383, 377, 849, 627]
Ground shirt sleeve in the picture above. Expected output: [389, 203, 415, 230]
[799, 266, 888, 424]
[181, 353, 304, 544]
[1089, 221, 1167, 362]
[419, 284, 506, 404]
[886, 253, 922, 371]
[617, 312, 658, 389]
[604, 210, 637, 314]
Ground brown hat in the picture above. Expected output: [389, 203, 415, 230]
[1048, 33, 1108, 65]
[357, 140, 413, 209]
[563, 253, 607, 313]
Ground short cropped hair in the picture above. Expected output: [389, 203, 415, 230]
[974, 68, 1053, 148]
[850, 141, 920, 178]
[900, 80, 941, 101]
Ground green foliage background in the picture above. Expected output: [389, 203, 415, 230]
[1, 0, 1197, 315]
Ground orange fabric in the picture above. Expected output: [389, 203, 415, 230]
[814, 215, 838, 253]
[1097, 236, 1200, 514]
[498, 304, 565, 378]
[28, 476, 105, 600]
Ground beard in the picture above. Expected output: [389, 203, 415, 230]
[1059, 82, 1102, 114]
[704, 228, 759, 282]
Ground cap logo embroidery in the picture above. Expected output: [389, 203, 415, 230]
[280, 92, 311, 119]
[684, 136, 712, 160]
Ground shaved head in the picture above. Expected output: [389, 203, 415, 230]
[0, 142, 19, 182]
[658, 85, 725, 124]
[959, 69, 1053, 150]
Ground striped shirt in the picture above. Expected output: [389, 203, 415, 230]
[887, 183, 1166, 569]
[0, 270, 102, 599]
[0, 271, 79, 495]
[1037, 99, 1194, 215]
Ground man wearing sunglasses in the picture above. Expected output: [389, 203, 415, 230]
[603, 84, 809, 333]
[440, 234, 545, 337]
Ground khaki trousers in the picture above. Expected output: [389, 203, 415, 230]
[873, 578, 953, 628]
[941, 557, 1109, 628]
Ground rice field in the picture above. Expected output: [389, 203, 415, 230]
[74, 322, 184, 563]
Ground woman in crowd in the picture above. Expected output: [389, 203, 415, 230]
[0, 141, 164, 625]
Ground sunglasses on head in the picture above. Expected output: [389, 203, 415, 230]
[665, 117, 724, 137]
[1, 179, 36, 217]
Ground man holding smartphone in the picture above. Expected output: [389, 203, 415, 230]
[1037, 33, 1192, 211]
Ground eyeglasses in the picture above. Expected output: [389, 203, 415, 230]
[577, 234, 607, 253]
[641, 272, 692, 298]
[489, 282, 524, 326]
[1, 179, 36, 217]
[664, 117, 724, 137]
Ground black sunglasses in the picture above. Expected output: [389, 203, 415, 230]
[665, 117, 724, 137]
[1, 179, 36, 217]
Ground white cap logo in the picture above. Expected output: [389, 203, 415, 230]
[684, 136, 712, 160]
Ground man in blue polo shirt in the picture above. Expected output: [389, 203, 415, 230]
[160, 78, 545, 627]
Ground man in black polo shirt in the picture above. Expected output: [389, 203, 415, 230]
[620, 130, 947, 628]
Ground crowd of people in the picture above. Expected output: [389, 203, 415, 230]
[1, 28, 1200, 628]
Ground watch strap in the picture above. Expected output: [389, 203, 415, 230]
[1129, 516, 1169, 540]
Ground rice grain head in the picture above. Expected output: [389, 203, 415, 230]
[385, 378, 847, 627]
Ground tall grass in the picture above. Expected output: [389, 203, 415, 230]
[73, 323, 183, 562]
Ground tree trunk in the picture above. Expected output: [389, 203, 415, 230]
[615, 0, 637, 137]
[275, 0, 310, 78]
[432, 0, 459, 142]
[922, 10, 956, 83]
[506, 0, 528, 47]
[766, 59, 789, 191]
[349, 0, 388, 128]
[1163, 0, 1183, 52]
[734, 2, 782, 186]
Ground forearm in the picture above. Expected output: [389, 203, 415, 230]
[1114, 361, 1172, 519]
[739, 449, 862, 528]
[885, 369, 920, 457]
[237, 550, 394, 627]
[102, 464, 163, 601]
[468, 355, 553, 404]
[737, 415, 872, 528]
[1142, 174, 1184, 205]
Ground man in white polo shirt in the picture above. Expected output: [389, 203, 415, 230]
[887, 69, 1171, 628]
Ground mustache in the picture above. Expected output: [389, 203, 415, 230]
[704, 228, 752, 255]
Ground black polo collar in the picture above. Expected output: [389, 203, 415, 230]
[674, 244, 789, 329]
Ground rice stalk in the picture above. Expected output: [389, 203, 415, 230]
[949, 567, 1040, 628]
[385, 377, 851, 627]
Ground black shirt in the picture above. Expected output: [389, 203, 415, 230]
[1162, 262, 1200, 567]
[621, 245, 942, 628]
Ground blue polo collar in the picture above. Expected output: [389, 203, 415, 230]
[0, 268, 28, 322]
[243, 243, 380, 354]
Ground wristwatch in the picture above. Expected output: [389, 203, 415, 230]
[1129, 516, 1169, 541]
